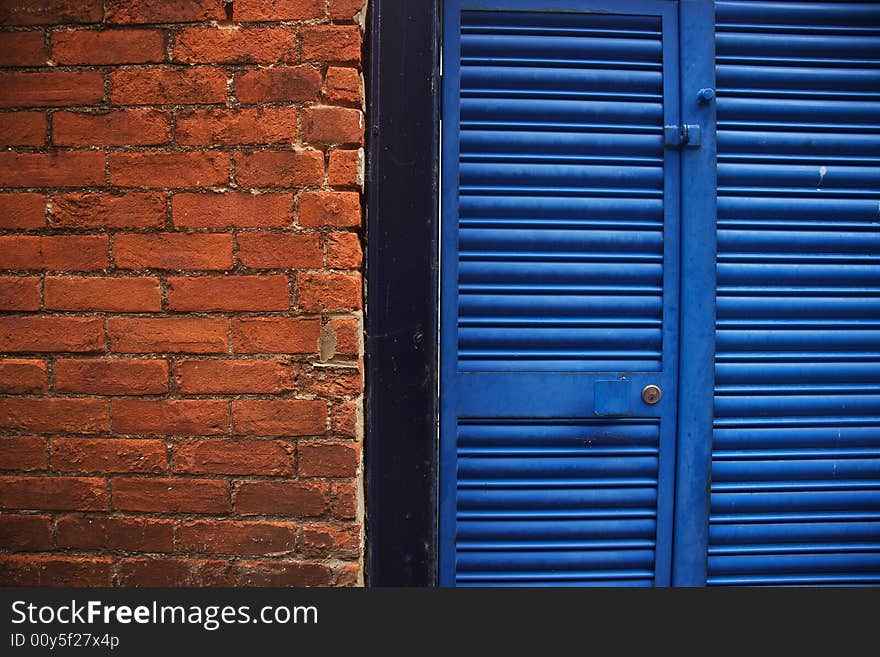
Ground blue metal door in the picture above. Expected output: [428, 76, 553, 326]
[439, 0, 716, 586]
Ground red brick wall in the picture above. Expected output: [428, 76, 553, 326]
[0, 0, 365, 587]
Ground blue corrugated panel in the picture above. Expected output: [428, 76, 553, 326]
[710, 1, 880, 586]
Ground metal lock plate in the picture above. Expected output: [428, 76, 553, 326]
[641, 384, 662, 405]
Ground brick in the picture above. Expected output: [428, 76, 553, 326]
[0, 359, 47, 393]
[55, 358, 169, 395]
[329, 317, 359, 355]
[299, 190, 360, 228]
[53, 109, 171, 147]
[176, 107, 297, 146]
[0, 71, 103, 108]
[329, 399, 357, 437]
[331, 481, 358, 519]
[117, 557, 235, 587]
[333, 562, 359, 586]
[0, 436, 48, 471]
[232, 317, 320, 354]
[302, 106, 363, 146]
[116, 233, 233, 271]
[297, 272, 361, 312]
[235, 150, 324, 188]
[167, 275, 289, 311]
[0, 112, 45, 146]
[0, 151, 105, 188]
[112, 477, 229, 513]
[235, 67, 321, 104]
[0, 0, 102, 25]
[56, 515, 174, 552]
[45, 276, 162, 312]
[173, 192, 292, 228]
[109, 317, 228, 354]
[0, 193, 45, 229]
[327, 148, 362, 188]
[237, 232, 322, 269]
[300, 522, 359, 557]
[325, 232, 362, 269]
[52, 438, 167, 474]
[111, 151, 229, 188]
[52, 28, 165, 65]
[299, 441, 358, 477]
[0, 276, 41, 311]
[51, 192, 165, 230]
[0, 514, 52, 550]
[0, 235, 107, 271]
[112, 399, 228, 436]
[235, 560, 331, 586]
[0, 316, 104, 353]
[174, 27, 296, 65]
[0, 555, 112, 586]
[0, 398, 109, 434]
[325, 67, 362, 106]
[301, 25, 361, 64]
[0, 476, 108, 511]
[105, 0, 225, 24]
[175, 359, 294, 394]
[232, 399, 326, 437]
[234, 0, 323, 21]
[179, 519, 296, 555]
[234, 480, 329, 516]
[173, 438, 294, 475]
[110, 67, 227, 105]
[329, 0, 363, 21]
[295, 363, 362, 398]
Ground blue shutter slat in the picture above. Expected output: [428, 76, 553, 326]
[710, 0, 880, 587]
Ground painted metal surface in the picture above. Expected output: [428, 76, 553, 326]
[440, 0, 698, 586]
[709, 1, 880, 586]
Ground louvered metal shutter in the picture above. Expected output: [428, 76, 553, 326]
[709, 1, 880, 586]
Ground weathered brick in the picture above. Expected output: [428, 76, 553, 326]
[300, 522, 359, 557]
[55, 359, 169, 395]
[302, 106, 363, 146]
[174, 28, 296, 65]
[331, 481, 358, 519]
[0, 555, 112, 586]
[50, 192, 165, 230]
[325, 67, 362, 106]
[0, 112, 45, 146]
[325, 232, 362, 269]
[115, 233, 233, 271]
[176, 107, 297, 146]
[0, 514, 52, 550]
[0, 151, 105, 188]
[0, 71, 103, 108]
[179, 519, 296, 555]
[237, 232, 322, 269]
[110, 151, 229, 188]
[167, 275, 289, 311]
[53, 109, 171, 146]
[329, 399, 357, 437]
[0, 193, 45, 230]
[327, 148, 362, 188]
[110, 67, 227, 105]
[105, 0, 225, 24]
[0, 476, 108, 511]
[52, 28, 165, 65]
[112, 399, 228, 436]
[173, 438, 294, 476]
[297, 272, 361, 312]
[56, 515, 174, 552]
[52, 438, 167, 474]
[329, 0, 364, 20]
[299, 441, 359, 477]
[175, 359, 295, 394]
[234, 480, 329, 517]
[329, 317, 360, 355]
[117, 557, 235, 587]
[109, 318, 228, 354]
[232, 399, 326, 437]
[232, 317, 320, 354]
[300, 25, 361, 64]
[234, 0, 324, 21]
[0, 398, 109, 434]
[0, 0, 102, 25]
[173, 192, 292, 228]
[235, 150, 324, 188]
[112, 477, 230, 513]
[235, 67, 321, 104]
[45, 276, 162, 312]
[235, 560, 331, 586]
[0, 436, 48, 471]
[0, 359, 47, 393]
[0, 235, 107, 271]
[299, 190, 360, 228]
[294, 363, 362, 398]
[0, 276, 41, 311]
[0, 316, 105, 353]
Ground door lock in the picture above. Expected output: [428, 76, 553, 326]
[642, 384, 662, 405]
